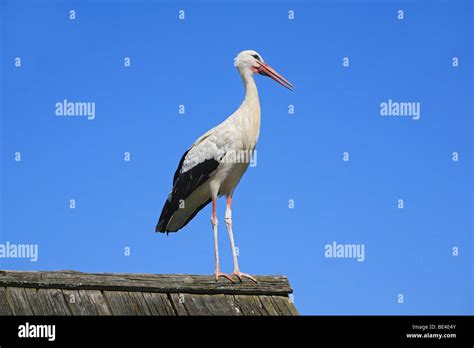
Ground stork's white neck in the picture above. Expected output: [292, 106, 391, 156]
[238, 68, 261, 148]
[240, 69, 259, 104]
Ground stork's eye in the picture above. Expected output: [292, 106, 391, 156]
[252, 54, 261, 61]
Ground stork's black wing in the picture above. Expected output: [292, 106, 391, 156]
[155, 149, 220, 233]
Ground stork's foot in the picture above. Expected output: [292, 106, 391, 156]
[232, 271, 257, 283]
[215, 271, 233, 282]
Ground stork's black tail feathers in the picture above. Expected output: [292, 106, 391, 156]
[155, 195, 211, 234]
[155, 198, 172, 233]
[155, 146, 221, 234]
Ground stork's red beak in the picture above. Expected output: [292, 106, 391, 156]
[256, 62, 295, 91]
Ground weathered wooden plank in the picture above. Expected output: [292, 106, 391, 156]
[142, 292, 175, 316]
[270, 295, 299, 316]
[267, 295, 287, 315]
[36, 289, 71, 315]
[0, 270, 292, 295]
[259, 295, 279, 316]
[181, 294, 213, 315]
[280, 296, 299, 316]
[81, 290, 111, 315]
[168, 293, 189, 316]
[224, 295, 243, 316]
[128, 292, 153, 315]
[62, 289, 99, 315]
[103, 291, 151, 315]
[233, 295, 267, 316]
[200, 294, 241, 316]
[102, 291, 135, 315]
[0, 287, 13, 315]
[6, 287, 33, 315]
[0, 270, 298, 316]
[23, 288, 44, 315]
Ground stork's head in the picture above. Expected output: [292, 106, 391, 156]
[234, 50, 294, 91]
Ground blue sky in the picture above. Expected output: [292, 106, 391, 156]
[0, 0, 472, 315]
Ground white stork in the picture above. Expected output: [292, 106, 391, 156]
[156, 50, 294, 282]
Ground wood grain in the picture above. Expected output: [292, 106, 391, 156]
[62, 289, 99, 315]
[142, 292, 175, 316]
[0, 270, 292, 295]
[0, 270, 298, 316]
[0, 287, 13, 315]
[5, 287, 34, 315]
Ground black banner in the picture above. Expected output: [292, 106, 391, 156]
[0, 316, 472, 346]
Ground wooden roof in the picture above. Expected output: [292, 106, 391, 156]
[0, 270, 298, 316]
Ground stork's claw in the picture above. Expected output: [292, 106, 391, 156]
[232, 271, 257, 283]
[215, 271, 233, 282]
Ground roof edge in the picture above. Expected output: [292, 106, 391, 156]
[0, 270, 293, 296]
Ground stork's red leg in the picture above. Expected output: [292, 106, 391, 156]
[225, 195, 257, 283]
[211, 197, 233, 282]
